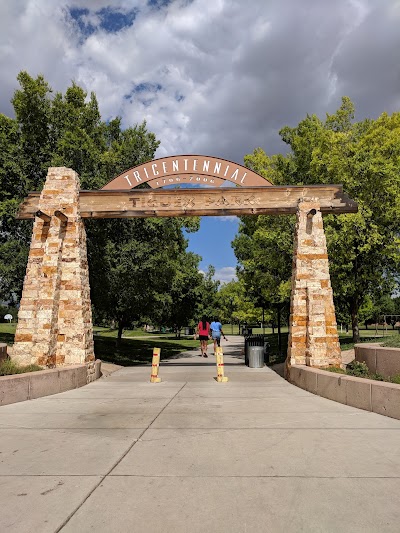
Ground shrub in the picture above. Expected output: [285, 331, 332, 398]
[346, 360, 370, 377]
[0, 359, 42, 376]
[368, 373, 386, 381]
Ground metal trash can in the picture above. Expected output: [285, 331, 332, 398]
[248, 345, 264, 368]
[245, 335, 269, 368]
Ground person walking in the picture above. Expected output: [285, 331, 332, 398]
[210, 317, 227, 353]
[196, 316, 211, 357]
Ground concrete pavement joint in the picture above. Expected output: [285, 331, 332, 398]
[1, 426, 399, 433]
[54, 382, 187, 532]
[105, 474, 400, 479]
[1, 473, 400, 479]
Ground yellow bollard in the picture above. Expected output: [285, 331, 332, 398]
[215, 346, 229, 382]
[150, 347, 162, 383]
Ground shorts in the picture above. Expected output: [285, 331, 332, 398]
[212, 332, 221, 346]
[199, 335, 209, 341]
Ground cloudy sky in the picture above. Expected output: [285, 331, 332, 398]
[1, 0, 399, 282]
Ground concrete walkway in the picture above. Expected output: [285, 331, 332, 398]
[1, 336, 400, 532]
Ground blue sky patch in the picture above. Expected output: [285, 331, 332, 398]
[124, 82, 163, 103]
[148, 0, 173, 8]
[135, 82, 163, 93]
[68, 6, 137, 38]
[98, 7, 138, 32]
[69, 7, 94, 37]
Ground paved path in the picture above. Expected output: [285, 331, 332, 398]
[1, 336, 400, 532]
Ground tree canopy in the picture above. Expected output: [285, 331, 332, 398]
[0, 72, 204, 339]
[236, 97, 400, 342]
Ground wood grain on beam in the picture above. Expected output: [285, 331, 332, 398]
[16, 185, 358, 219]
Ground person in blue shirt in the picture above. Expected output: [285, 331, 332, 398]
[210, 317, 227, 353]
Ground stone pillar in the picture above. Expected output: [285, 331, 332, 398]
[287, 198, 342, 369]
[11, 168, 94, 367]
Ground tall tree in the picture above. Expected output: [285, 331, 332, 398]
[153, 251, 204, 337]
[237, 97, 400, 343]
[0, 71, 200, 337]
[216, 279, 265, 329]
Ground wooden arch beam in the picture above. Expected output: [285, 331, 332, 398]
[17, 185, 358, 220]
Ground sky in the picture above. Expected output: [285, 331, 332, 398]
[1, 0, 399, 283]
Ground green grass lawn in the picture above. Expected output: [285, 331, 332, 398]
[0, 323, 16, 345]
[94, 335, 203, 365]
[0, 323, 202, 365]
[2, 322, 399, 366]
[381, 334, 400, 348]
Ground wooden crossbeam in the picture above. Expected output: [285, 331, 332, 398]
[16, 185, 358, 219]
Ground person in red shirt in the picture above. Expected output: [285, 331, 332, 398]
[196, 316, 211, 357]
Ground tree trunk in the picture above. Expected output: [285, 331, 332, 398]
[116, 320, 124, 348]
[350, 300, 360, 343]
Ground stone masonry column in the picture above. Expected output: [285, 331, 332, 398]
[11, 167, 94, 367]
[286, 198, 342, 370]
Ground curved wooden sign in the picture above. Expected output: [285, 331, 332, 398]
[101, 155, 272, 190]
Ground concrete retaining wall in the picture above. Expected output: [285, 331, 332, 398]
[355, 344, 400, 378]
[0, 360, 101, 406]
[289, 365, 400, 420]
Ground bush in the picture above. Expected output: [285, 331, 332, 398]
[346, 360, 370, 377]
[323, 361, 400, 385]
[368, 373, 386, 381]
[0, 359, 42, 376]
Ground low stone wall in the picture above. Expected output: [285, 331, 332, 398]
[355, 344, 400, 378]
[289, 365, 400, 420]
[0, 360, 101, 407]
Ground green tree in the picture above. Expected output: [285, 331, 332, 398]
[216, 279, 265, 330]
[0, 71, 200, 340]
[155, 252, 204, 337]
[195, 265, 220, 322]
[237, 97, 400, 343]
[88, 217, 192, 345]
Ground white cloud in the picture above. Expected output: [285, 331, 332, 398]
[211, 216, 238, 223]
[213, 266, 237, 284]
[0, 0, 397, 166]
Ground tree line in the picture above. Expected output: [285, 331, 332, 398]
[2, 74, 399, 345]
[233, 97, 400, 342]
[0, 72, 219, 343]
